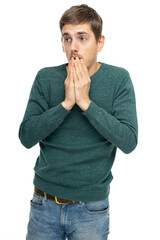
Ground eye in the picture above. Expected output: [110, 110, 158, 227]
[80, 36, 87, 41]
[64, 37, 71, 42]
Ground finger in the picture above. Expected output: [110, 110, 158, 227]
[70, 57, 75, 69]
[73, 66, 79, 85]
[66, 67, 71, 85]
[76, 58, 89, 84]
[75, 57, 83, 80]
[80, 59, 89, 76]
[70, 66, 75, 83]
[69, 57, 75, 67]
[67, 61, 71, 80]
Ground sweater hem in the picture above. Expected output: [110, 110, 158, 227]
[33, 173, 111, 202]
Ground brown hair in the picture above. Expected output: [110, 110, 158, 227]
[59, 4, 103, 42]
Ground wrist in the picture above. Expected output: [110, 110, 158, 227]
[61, 101, 74, 111]
[78, 99, 91, 111]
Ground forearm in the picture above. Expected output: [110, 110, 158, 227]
[19, 103, 70, 149]
[83, 101, 138, 154]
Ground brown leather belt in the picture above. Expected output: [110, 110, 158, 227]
[34, 186, 80, 205]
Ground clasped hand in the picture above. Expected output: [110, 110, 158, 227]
[63, 57, 91, 111]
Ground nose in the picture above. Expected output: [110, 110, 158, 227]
[70, 39, 79, 53]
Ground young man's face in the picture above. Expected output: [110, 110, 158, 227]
[61, 23, 104, 71]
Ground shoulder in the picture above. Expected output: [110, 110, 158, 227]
[101, 62, 132, 88]
[101, 62, 130, 79]
[100, 63, 135, 98]
[36, 64, 66, 81]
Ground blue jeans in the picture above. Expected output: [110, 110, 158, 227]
[26, 192, 110, 240]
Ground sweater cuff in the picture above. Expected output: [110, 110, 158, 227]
[82, 101, 99, 121]
[53, 103, 71, 122]
[60, 102, 71, 114]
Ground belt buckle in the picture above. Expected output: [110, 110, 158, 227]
[55, 196, 69, 205]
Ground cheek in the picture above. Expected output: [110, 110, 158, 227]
[63, 47, 71, 60]
[83, 49, 97, 64]
[84, 45, 96, 57]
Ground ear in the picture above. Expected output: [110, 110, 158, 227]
[61, 38, 65, 52]
[97, 35, 105, 52]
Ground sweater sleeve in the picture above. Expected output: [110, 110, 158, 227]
[19, 71, 70, 149]
[82, 72, 138, 154]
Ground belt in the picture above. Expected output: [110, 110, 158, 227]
[34, 186, 80, 205]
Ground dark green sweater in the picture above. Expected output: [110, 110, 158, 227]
[19, 62, 138, 202]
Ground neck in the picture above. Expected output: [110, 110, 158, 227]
[88, 62, 101, 77]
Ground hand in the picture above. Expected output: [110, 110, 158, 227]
[62, 59, 76, 111]
[73, 57, 91, 111]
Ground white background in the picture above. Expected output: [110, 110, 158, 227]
[1, 0, 160, 239]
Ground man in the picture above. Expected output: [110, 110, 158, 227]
[19, 4, 138, 240]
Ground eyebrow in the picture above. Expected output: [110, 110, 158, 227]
[62, 31, 89, 37]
